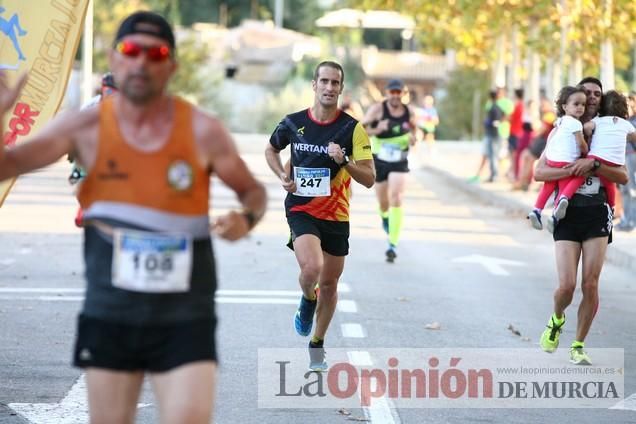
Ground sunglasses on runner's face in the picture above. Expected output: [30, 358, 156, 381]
[115, 41, 172, 62]
[389, 89, 402, 95]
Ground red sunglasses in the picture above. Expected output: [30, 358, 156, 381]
[389, 89, 403, 95]
[115, 40, 172, 62]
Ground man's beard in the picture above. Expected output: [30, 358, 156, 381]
[121, 75, 159, 105]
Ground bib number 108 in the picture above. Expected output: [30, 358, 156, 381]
[133, 252, 174, 273]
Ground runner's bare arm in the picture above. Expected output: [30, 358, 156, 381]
[533, 152, 573, 182]
[360, 103, 385, 136]
[265, 142, 296, 193]
[569, 158, 628, 184]
[197, 113, 266, 239]
[0, 109, 85, 181]
[345, 158, 375, 188]
[264, 143, 285, 178]
[407, 104, 418, 145]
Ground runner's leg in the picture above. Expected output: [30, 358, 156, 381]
[85, 369, 144, 424]
[577, 237, 609, 342]
[151, 362, 217, 424]
[293, 234, 324, 298]
[313, 252, 345, 340]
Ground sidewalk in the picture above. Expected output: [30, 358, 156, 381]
[417, 141, 636, 273]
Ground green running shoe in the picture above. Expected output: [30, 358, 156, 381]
[569, 347, 592, 365]
[540, 315, 565, 353]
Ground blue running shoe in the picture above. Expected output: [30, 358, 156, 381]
[294, 294, 317, 336]
[308, 341, 328, 372]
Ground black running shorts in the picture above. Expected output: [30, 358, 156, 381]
[286, 212, 350, 256]
[553, 204, 613, 244]
[73, 314, 217, 372]
[373, 155, 409, 183]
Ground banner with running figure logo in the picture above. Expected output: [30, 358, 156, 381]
[0, 0, 90, 206]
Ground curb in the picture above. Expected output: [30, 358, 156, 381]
[420, 164, 636, 274]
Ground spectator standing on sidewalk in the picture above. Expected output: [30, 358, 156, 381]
[507, 88, 524, 180]
[469, 90, 503, 183]
[513, 100, 556, 190]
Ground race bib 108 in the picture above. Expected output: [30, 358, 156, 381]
[112, 229, 193, 293]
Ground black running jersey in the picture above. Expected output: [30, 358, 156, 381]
[269, 108, 372, 221]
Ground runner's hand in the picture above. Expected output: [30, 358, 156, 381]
[376, 119, 389, 132]
[280, 172, 296, 193]
[569, 158, 594, 177]
[212, 210, 250, 241]
[328, 142, 345, 164]
[0, 72, 28, 115]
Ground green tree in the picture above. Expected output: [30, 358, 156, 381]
[436, 67, 490, 140]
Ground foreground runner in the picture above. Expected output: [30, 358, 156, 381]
[361, 78, 417, 262]
[265, 60, 374, 371]
[536, 77, 627, 365]
[0, 11, 266, 423]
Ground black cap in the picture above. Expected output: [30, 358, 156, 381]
[114, 11, 175, 49]
[385, 79, 404, 91]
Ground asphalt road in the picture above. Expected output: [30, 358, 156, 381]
[1, 139, 635, 423]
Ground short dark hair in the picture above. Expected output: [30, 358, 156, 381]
[313, 61, 344, 84]
[555, 85, 586, 117]
[577, 76, 602, 91]
[600, 90, 629, 119]
[514, 88, 524, 99]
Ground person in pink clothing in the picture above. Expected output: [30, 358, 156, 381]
[527, 86, 588, 231]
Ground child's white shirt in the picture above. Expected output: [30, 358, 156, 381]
[589, 116, 635, 165]
[545, 115, 583, 162]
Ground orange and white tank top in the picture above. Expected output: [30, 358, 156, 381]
[78, 96, 211, 238]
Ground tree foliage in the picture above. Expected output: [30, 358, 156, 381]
[347, 0, 636, 75]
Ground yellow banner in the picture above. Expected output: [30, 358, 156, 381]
[0, 0, 89, 206]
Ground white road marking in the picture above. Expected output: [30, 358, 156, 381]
[362, 377, 400, 424]
[0, 295, 85, 302]
[216, 297, 298, 305]
[452, 254, 526, 276]
[0, 288, 303, 296]
[0, 288, 83, 293]
[338, 299, 358, 313]
[341, 323, 365, 338]
[347, 351, 373, 366]
[9, 374, 150, 424]
[0, 295, 298, 305]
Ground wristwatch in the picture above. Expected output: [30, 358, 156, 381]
[592, 159, 601, 172]
[340, 155, 350, 167]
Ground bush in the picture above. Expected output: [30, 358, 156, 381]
[436, 67, 490, 140]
